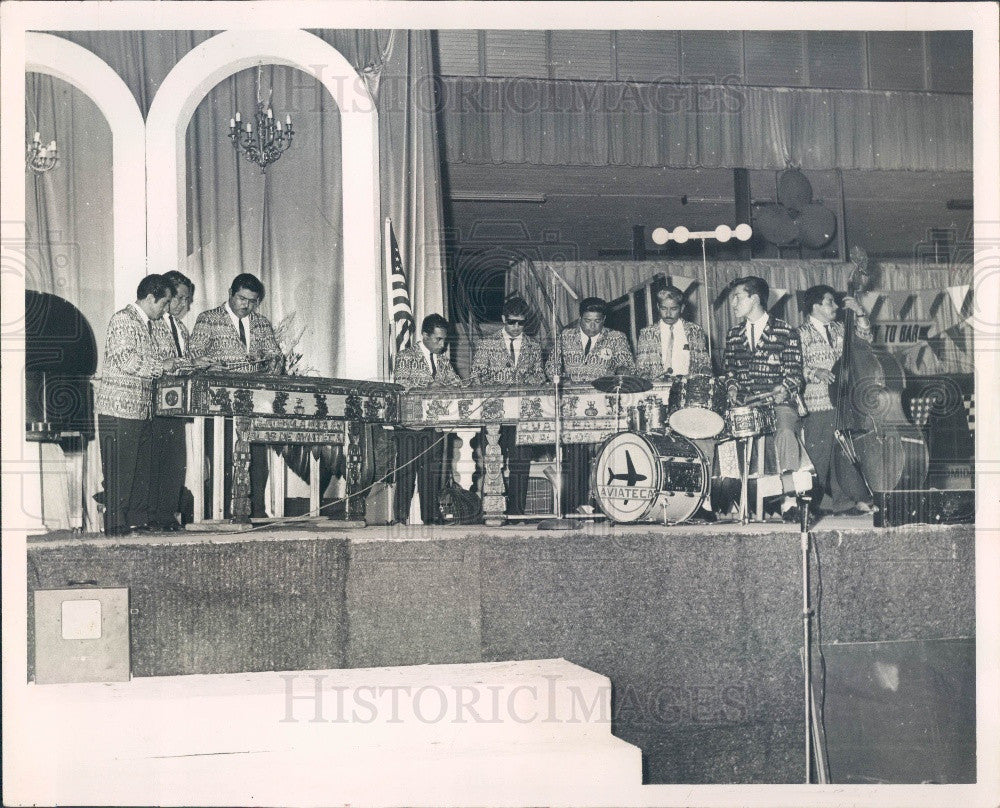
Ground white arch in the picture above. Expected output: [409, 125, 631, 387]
[26, 32, 147, 310]
[146, 30, 382, 380]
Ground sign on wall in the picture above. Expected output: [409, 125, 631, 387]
[872, 320, 934, 348]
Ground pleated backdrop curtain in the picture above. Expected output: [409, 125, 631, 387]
[27, 29, 447, 378]
[507, 258, 974, 375]
[439, 77, 973, 171]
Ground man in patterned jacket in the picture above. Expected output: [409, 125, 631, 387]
[471, 296, 546, 516]
[636, 285, 712, 380]
[149, 271, 209, 529]
[189, 273, 284, 518]
[798, 284, 875, 516]
[546, 296, 637, 514]
[392, 313, 464, 524]
[96, 274, 179, 536]
[723, 276, 805, 521]
[636, 284, 717, 521]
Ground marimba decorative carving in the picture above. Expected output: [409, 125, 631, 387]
[155, 372, 400, 521]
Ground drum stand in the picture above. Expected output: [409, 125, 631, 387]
[538, 270, 576, 531]
[738, 435, 754, 524]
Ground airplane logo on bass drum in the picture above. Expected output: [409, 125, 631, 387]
[605, 450, 648, 503]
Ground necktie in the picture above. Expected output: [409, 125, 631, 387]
[749, 323, 757, 353]
[147, 320, 152, 337]
[169, 316, 182, 356]
[584, 336, 592, 357]
[238, 318, 247, 350]
[662, 325, 674, 372]
[509, 339, 516, 364]
[430, 352, 437, 378]
[824, 324, 834, 347]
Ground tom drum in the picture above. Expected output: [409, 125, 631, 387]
[668, 375, 727, 439]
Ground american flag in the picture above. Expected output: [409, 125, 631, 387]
[385, 219, 415, 360]
[908, 395, 935, 428]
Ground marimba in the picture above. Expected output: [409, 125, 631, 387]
[155, 372, 400, 521]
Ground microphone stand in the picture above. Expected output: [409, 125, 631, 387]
[798, 493, 826, 783]
[538, 269, 576, 531]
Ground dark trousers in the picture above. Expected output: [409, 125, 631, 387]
[150, 416, 187, 525]
[804, 408, 855, 512]
[394, 428, 445, 524]
[561, 442, 596, 515]
[98, 414, 153, 532]
[499, 425, 532, 516]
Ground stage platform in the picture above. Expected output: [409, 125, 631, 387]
[27, 516, 976, 784]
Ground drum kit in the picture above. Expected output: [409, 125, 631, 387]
[590, 373, 776, 525]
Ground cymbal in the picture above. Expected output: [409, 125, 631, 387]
[592, 375, 653, 394]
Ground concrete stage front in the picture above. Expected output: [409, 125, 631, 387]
[27, 517, 975, 784]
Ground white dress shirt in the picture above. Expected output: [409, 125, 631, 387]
[505, 333, 523, 365]
[745, 312, 770, 351]
[659, 319, 691, 376]
[225, 304, 251, 351]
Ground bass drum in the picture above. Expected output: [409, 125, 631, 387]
[592, 431, 708, 524]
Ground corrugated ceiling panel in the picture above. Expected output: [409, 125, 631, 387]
[485, 30, 548, 78]
[745, 31, 805, 86]
[615, 31, 680, 81]
[807, 31, 865, 89]
[868, 32, 926, 90]
[436, 30, 481, 76]
[551, 30, 613, 80]
[680, 31, 742, 82]
[926, 31, 973, 93]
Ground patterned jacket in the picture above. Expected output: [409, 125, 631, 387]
[545, 325, 636, 383]
[471, 330, 546, 388]
[798, 318, 872, 413]
[723, 315, 803, 402]
[188, 303, 281, 372]
[96, 305, 165, 420]
[636, 319, 712, 379]
[393, 342, 464, 390]
[152, 313, 191, 360]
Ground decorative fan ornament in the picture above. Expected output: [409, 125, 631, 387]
[753, 168, 838, 250]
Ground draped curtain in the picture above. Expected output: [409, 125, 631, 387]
[29, 29, 447, 378]
[508, 258, 974, 375]
[439, 77, 973, 171]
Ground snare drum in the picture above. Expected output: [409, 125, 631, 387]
[592, 431, 709, 524]
[725, 405, 776, 439]
[668, 375, 727, 439]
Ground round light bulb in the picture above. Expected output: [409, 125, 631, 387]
[734, 223, 753, 241]
[651, 227, 669, 245]
[714, 224, 733, 243]
[673, 226, 690, 244]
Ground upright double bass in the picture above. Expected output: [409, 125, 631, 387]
[830, 247, 929, 497]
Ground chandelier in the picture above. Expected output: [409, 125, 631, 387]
[26, 131, 58, 174]
[228, 66, 294, 173]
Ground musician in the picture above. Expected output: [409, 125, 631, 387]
[189, 273, 284, 518]
[96, 274, 178, 536]
[148, 271, 206, 530]
[636, 285, 717, 521]
[546, 296, 637, 515]
[723, 276, 805, 522]
[798, 284, 875, 516]
[636, 285, 712, 380]
[392, 314, 463, 524]
[471, 295, 545, 516]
